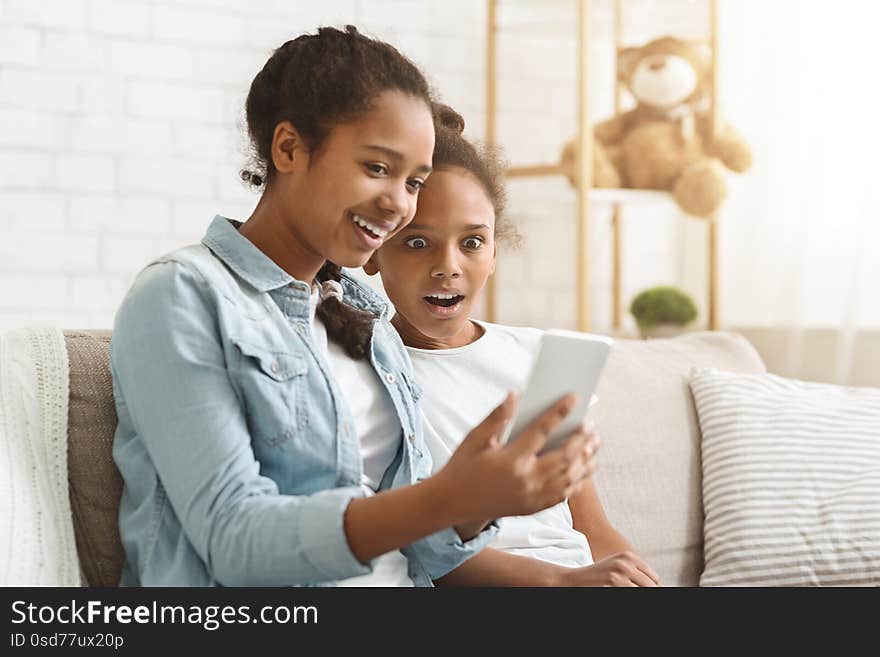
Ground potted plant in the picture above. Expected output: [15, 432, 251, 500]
[630, 286, 698, 339]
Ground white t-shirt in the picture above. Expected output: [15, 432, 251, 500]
[308, 286, 413, 586]
[406, 320, 593, 569]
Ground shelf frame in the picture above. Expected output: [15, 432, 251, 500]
[485, 0, 721, 332]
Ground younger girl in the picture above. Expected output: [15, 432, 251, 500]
[365, 106, 660, 586]
[109, 26, 597, 587]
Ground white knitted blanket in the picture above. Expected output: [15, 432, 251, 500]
[0, 327, 80, 585]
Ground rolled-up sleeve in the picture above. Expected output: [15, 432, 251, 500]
[400, 407, 500, 580]
[111, 261, 371, 586]
[410, 522, 500, 580]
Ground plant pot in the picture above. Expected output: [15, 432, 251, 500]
[638, 323, 689, 340]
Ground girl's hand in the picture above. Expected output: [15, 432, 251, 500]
[435, 392, 600, 527]
[552, 552, 662, 587]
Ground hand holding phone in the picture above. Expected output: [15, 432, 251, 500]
[502, 329, 613, 454]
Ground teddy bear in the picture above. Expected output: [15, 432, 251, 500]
[560, 36, 752, 219]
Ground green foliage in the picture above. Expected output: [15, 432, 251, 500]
[630, 286, 698, 329]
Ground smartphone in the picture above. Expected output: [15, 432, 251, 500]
[502, 329, 613, 454]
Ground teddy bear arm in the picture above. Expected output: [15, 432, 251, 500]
[594, 111, 633, 145]
[706, 121, 753, 173]
[592, 141, 621, 188]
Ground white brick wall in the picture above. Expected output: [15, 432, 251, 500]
[0, 0, 704, 333]
[0, 69, 81, 111]
[0, 27, 43, 66]
[5, 0, 90, 31]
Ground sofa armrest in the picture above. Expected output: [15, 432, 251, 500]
[65, 329, 123, 587]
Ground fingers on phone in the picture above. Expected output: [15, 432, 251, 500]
[545, 455, 592, 501]
[514, 393, 578, 454]
[492, 391, 518, 419]
[474, 392, 518, 445]
[533, 433, 583, 477]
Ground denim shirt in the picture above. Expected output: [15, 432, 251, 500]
[110, 215, 497, 586]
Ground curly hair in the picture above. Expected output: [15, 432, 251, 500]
[431, 103, 519, 246]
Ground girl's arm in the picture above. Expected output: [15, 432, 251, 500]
[343, 480, 479, 565]
[345, 401, 599, 564]
[567, 477, 636, 559]
[436, 547, 661, 587]
[434, 547, 564, 587]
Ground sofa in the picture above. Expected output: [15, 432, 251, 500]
[51, 328, 768, 587]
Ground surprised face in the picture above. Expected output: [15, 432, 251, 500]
[366, 167, 497, 350]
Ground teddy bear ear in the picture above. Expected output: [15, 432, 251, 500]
[617, 46, 644, 84]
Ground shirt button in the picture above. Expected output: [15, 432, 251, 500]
[407, 434, 415, 444]
[385, 372, 396, 384]
[270, 361, 279, 373]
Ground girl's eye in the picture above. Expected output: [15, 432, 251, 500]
[365, 163, 388, 176]
[406, 178, 425, 191]
[463, 237, 484, 250]
[404, 237, 428, 249]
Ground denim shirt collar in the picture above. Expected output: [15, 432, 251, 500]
[202, 215, 295, 293]
[337, 271, 391, 320]
[201, 215, 390, 319]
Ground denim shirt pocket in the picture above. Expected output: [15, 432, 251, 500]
[230, 336, 309, 448]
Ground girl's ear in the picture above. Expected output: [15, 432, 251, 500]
[271, 121, 303, 174]
[363, 254, 380, 276]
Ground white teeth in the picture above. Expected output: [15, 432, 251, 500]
[429, 294, 457, 300]
[351, 214, 388, 239]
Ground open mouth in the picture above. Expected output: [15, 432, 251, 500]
[423, 293, 466, 318]
[424, 294, 465, 308]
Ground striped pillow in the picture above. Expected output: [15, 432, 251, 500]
[689, 367, 880, 586]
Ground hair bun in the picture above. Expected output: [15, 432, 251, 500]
[317, 25, 361, 39]
[432, 102, 465, 134]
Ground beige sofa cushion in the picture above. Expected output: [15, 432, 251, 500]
[65, 330, 123, 587]
[590, 331, 766, 586]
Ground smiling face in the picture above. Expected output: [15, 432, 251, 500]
[254, 90, 435, 281]
[365, 166, 497, 349]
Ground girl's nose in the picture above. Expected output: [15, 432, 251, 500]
[431, 268, 461, 279]
[377, 184, 409, 218]
[431, 247, 462, 278]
